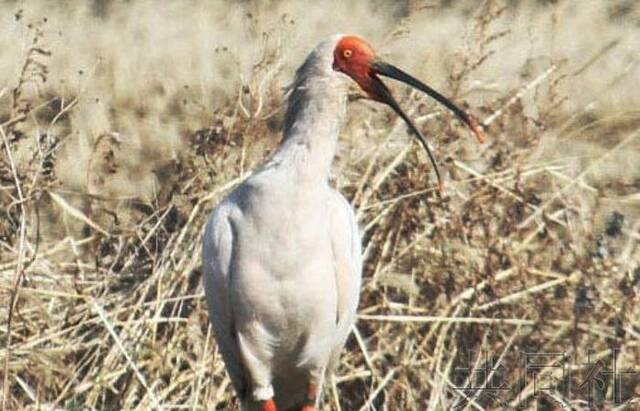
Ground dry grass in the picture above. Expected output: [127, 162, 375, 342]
[1, 0, 640, 409]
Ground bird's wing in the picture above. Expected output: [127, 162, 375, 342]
[328, 190, 363, 364]
[202, 201, 246, 397]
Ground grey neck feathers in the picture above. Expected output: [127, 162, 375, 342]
[272, 53, 347, 182]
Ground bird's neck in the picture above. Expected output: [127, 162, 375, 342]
[270, 76, 347, 184]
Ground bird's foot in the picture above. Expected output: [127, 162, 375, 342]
[261, 399, 277, 411]
[299, 383, 317, 411]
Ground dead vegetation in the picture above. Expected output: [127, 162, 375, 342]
[1, 0, 640, 410]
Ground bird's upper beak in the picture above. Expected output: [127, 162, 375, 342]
[355, 59, 486, 192]
[370, 60, 485, 144]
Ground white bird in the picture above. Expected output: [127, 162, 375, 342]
[202, 34, 485, 411]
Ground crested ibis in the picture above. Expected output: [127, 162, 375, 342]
[202, 34, 484, 411]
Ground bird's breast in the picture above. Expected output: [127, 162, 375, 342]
[227, 182, 339, 343]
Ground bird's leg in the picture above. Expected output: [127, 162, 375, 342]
[261, 398, 277, 411]
[299, 383, 318, 411]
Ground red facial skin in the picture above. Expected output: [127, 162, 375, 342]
[332, 36, 381, 101]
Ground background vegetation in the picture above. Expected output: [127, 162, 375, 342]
[1, 0, 639, 409]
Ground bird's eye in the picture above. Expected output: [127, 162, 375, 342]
[343, 49, 352, 58]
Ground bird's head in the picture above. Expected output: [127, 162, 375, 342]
[332, 35, 486, 192]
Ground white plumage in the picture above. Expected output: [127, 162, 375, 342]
[203, 36, 361, 411]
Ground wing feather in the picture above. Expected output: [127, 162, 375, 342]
[202, 202, 246, 397]
[329, 191, 363, 366]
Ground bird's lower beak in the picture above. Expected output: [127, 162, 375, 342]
[367, 59, 486, 193]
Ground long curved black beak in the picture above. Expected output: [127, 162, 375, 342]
[371, 60, 486, 144]
[369, 60, 486, 192]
